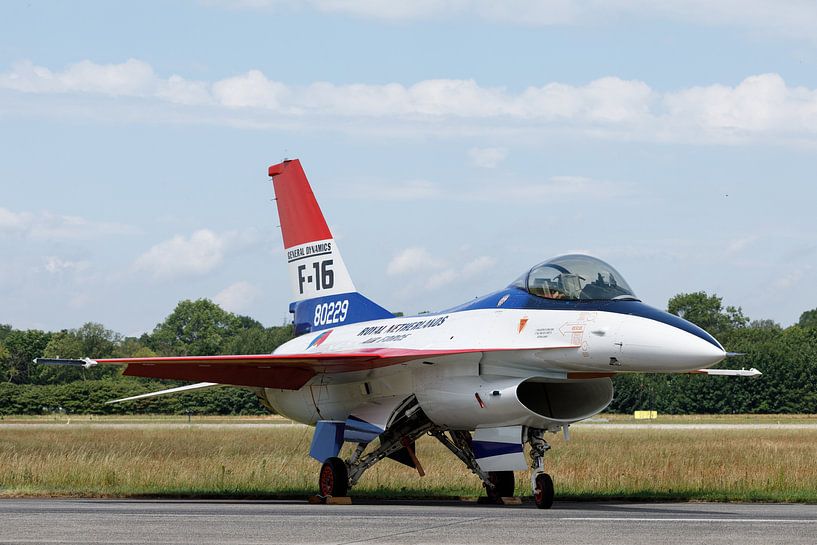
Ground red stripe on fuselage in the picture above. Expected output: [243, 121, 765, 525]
[269, 159, 332, 249]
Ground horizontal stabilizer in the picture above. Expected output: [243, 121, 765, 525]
[106, 382, 221, 404]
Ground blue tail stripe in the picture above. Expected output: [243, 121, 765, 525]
[291, 292, 394, 336]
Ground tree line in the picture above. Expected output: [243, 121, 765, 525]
[1, 294, 816, 415]
[0, 300, 293, 415]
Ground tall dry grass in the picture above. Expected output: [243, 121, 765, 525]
[1, 423, 816, 501]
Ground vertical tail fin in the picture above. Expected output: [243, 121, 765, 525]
[269, 159, 393, 335]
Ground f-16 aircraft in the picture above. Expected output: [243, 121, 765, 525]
[38, 159, 759, 508]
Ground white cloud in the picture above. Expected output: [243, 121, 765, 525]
[387, 247, 445, 275]
[4, 60, 817, 145]
[469, 147, 508, 168]
[0, 59, 156, 96]
[425, 269, 459, 290]
[388, 246, 497, 292]
[425, 255, 497, 290]
[209, 0, 817, 42]
[773, 267, 810, 291]
[0, 207, 27, 232]
[133, 228, 261, 281]
[725, 235, 760, 256]
[43, 257, 90, 275]
[157, 75, 214, 106]
[664, 73, 817, 136]
[135, 229, 225, 280]
[462, 255, 496, 276]
[214, 281, 260, 313]
[0, 59, 213, 107]
[212, 69, 288, 109]
[0, 206, 136, 240]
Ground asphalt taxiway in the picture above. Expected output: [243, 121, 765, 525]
[2, 499, 816, 545]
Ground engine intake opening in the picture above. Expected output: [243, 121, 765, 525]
[516, 378, 613, 422]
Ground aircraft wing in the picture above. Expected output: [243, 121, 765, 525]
[36, 345, 580, 391]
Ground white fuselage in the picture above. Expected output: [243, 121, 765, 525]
[262, 307, 725, 428]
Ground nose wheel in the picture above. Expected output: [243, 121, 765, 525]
[533, 473, 554, 509]
[528, 428, 554, 509]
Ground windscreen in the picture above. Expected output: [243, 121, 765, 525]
[523, 254, 637, 301]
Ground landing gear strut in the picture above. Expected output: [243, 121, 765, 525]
[528, 428, 554, 509]
[429, 429, 498, 501]
[429, 430, 509, 502]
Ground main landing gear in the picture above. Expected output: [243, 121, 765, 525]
[317, 398, 434, 500]
[313, 401, 555, 508]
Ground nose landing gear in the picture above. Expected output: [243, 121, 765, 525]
[533, 473, 554, 509]
[528, 428, 554, 509]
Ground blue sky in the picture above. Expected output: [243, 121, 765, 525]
[1, 0, 816, 335]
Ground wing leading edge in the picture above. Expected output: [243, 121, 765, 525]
[35, 345, 580, 391]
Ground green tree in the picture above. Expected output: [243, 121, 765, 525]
[0, 324, 12, 343]
[750, 319, 782, 331]
[114, 337, 157, 358]
[36, 323, 123, 383]
[222, 324, 294, 355]
[0, 343, 11, 383]
[667, 292, 749, 337]
[2, 329, 52, 384]
[799, 309, 817, 329]
[148, 299, 245, 356]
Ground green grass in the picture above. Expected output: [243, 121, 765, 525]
[1, 416, 816, 501]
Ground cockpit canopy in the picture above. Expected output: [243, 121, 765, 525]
[511, 254, 638, 301]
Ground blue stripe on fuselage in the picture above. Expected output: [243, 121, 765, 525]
[445, 288, 723, 350]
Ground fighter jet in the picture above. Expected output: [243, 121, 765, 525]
[38, 159, 759, 508]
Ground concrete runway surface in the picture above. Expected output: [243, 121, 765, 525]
[2, 499, 816, 545]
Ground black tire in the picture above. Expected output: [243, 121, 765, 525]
[534, 473, 554, 509]
[485, 471, 515, 502]
[318, 457, 349, 497]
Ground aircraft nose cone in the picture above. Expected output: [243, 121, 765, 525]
[680, 332, 727, 369]
[618, 316, 726, 372]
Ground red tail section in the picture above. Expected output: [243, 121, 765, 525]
[268, 158, 393, 333]
[269, 159, 332, 249]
